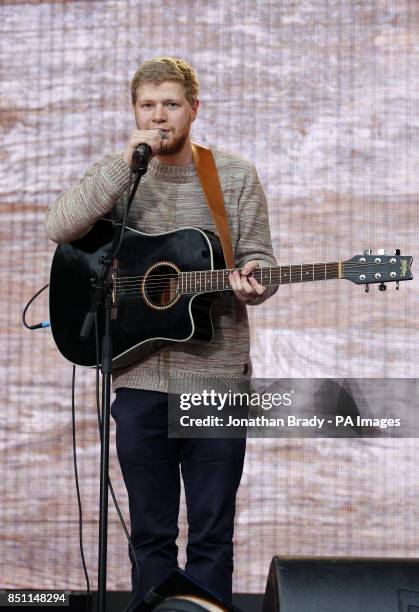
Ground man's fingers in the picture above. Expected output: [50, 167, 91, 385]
[229, 270, 242, 292]
[241, 260, 260, 276]
[123, 129, 164, 166]
[228, 266, 267, 303]
[132, 130, 162, 154]
[229, 271, 260, 299]
[240, 275, 256, 294]
[248, 276, 266, 295]
[230, 270, 253, 294]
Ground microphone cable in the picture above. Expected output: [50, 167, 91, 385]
[21, 283, 50, 330]
[22, 285, 91, 611]
[71, 365, 92, 612]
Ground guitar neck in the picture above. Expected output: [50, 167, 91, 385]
[178, 262, 341, 294]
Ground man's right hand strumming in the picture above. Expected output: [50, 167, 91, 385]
[122, 129, 165, 167]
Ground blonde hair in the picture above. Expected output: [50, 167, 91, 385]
[131, 56, 199, 106]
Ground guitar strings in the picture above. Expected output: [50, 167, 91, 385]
[114, 274, 399, 293]
[113, 261, 397, 287]
[113, 261, 398, 280]
[115, 275, 393, 292]
[114, 273, 398, 298]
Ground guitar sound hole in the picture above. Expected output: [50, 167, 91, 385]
[143, 262, 180, 310]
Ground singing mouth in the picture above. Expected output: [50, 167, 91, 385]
[159, 129, 172, 140]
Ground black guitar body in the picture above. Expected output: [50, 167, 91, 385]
[49, 220, 226, 368]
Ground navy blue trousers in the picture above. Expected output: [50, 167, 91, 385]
[111, 388, 246, 605]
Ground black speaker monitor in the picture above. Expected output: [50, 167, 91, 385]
[263, 557, 419, 612]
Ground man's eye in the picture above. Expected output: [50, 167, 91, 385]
[167, 103, 179, 108]
[141, 104, 152, 109]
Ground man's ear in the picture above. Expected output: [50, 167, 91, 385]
[191, 99, 199, 122]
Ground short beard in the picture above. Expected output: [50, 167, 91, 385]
[159, 130, 189, 156]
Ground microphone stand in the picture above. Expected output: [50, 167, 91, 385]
[79, 150, 149, 612]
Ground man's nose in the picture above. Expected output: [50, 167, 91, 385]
[152, 104, 167, 123]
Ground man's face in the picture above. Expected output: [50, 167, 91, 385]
[133, 80, 199, 156]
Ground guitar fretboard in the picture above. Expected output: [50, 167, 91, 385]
[178, 263, 340, 294]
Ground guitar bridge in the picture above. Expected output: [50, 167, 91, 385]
[111, 273, 117, 304]
[111, 260, 119, 319]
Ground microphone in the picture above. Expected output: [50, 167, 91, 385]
[134, 142, 152, 161]
[134, 129, 168, 161]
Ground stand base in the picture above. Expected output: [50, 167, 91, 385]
[67, 592, 262, 612]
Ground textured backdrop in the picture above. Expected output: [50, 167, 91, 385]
[1, 0, 418, 593]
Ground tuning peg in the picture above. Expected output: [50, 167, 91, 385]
[379, 283, 386, 291]
[365, 284, 369, 293]
[377, 248, 387, 255]
[395, 249, 401, 255]
[363, 249, 373, 255]
[396, 281, 399, 290]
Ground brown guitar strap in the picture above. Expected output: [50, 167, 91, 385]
[191, 142, 235, 269]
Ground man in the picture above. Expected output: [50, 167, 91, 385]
[45, 57, 277, 606]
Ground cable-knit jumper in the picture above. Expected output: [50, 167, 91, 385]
[45, 148, 277, 393]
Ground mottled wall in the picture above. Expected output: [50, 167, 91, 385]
[1, 0, 418, 593]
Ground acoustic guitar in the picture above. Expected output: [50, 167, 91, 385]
[49, 220, 413, 368]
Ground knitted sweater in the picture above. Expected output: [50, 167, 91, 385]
[45, 148, 277, 393]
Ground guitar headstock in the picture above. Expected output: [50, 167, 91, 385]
[343, 249, 413, 291]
